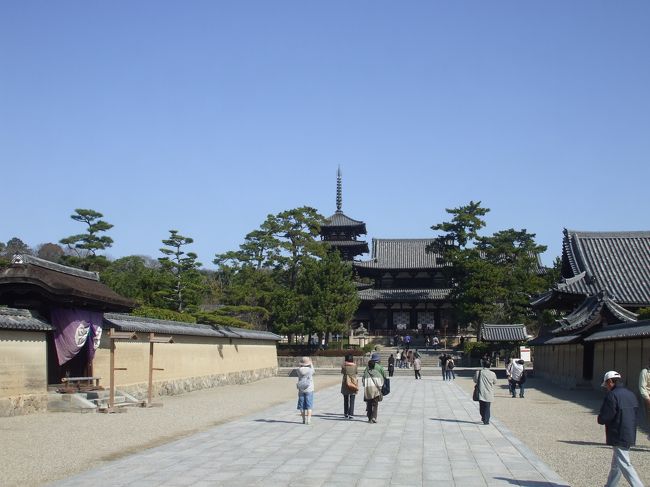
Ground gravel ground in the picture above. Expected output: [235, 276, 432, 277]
[1, 371, 649, 487]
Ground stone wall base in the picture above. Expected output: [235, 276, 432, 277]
[0, 393, 49, 417]
[116, 366, 278, 400]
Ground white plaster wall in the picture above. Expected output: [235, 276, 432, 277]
[0, 330, 48, 398]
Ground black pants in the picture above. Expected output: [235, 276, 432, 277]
[414, 369, 421, 379]
[343, 394, 356, 417]
[366, 398, 379, 421]
[479, 400, 491, 424]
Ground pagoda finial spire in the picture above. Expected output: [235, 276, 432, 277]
[336, 166, 343, 212]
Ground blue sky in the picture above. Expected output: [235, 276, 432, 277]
[2, 2, 649, 268]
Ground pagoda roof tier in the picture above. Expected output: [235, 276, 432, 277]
[0, 254, 135, 312]
[531, 229, 650, 309]
[322, 210, 367, 233]
[324, 240, 369, 253]
[355, 239, 442, 270]
[358, 287, 451, 302]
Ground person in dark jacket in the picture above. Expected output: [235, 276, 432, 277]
[597, 370, 643, 487]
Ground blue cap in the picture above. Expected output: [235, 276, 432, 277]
[370, 352, 381, 362]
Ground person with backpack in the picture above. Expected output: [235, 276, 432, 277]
[445, 356, 456, 381]
[295, 356, 314, 425]
[341, 354, 358, 419]
[362, 352, 387, 423]
[506, 359, 526, 398]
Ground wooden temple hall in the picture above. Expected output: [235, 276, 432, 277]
[320, 169, 456, 336]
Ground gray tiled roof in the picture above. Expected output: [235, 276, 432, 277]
[557, 229, 650, 306]
[358, 288, 451, 302]
[480, 324, 528, 342]
[552, 291, 638, 334]
[355, 239, 443, 270]
[104, 314, 281, 341]
[11, 254, 100, 281]
[323, 211, 367, 231]
[0, 307, 52, 331]
[322, 240, 369, 248]
[583, 320, 650, 342]
[531, 334, 582, 345]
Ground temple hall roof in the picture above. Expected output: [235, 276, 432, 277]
[355, 239, 443, 270]
[358, 287, 451, 302]
[583, 319, 650, 342]
[480, 324, 528, 342]
[556, 229, 650, 306]
[552, 291, 638, 335]
[0, 254, 135, 312]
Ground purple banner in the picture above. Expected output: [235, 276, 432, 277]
[51, 308, 103, 366]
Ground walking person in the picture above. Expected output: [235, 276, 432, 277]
[439, 353, 447, 380]
[445, 355, 456, 381]
[473, 358, 497, 425]
[295, 356, 314, 425]
[362, 352, 386, 423]
[387, 353, 395, 378]
[640, 358, 650, 439]
[597, 371, 644, 487]
[413, 355, 422, 379]
[341, 354, 358, 419]
[506, 359, 526, 398]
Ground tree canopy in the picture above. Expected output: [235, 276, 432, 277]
[428, 201, 548, 329]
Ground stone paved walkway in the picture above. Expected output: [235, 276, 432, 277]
[48, 376, 569, 487]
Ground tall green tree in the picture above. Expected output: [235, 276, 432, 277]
[101, 255, 169, 307]
[0, 237, 33, 259]
[158, 230, 206, 312]
[296, 250, 360, 343]
[59, 209, 113, 270]
[428, 201, 548, 329]
[213, 206, 330, 336]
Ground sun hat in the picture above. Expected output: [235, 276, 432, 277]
[370, 352, 381, 362]
[601, 370, 621, 387]
[300, 356, 312, 366]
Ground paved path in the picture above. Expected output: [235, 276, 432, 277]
[49, 376, 569, 487]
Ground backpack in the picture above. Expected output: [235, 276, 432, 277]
[297, 376, 310, 392]
[447, 359, 455, 370]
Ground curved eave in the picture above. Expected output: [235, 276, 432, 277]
[358, 288, 452, 302]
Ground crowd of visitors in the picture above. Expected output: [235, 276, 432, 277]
[293, 352, 650, 486]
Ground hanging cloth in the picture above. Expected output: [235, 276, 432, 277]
[51, 308, 104, 366]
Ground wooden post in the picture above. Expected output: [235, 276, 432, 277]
[147, 334, 173, 407]
[107, 329, 137, 412]
[109, 329, 116, 410]
[148, 333, 154, 406]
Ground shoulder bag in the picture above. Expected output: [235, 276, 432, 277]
[345, 374, 359, 393]
[472, 371, 481, 401]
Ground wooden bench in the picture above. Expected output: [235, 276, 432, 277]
[59, 376, 103, 393]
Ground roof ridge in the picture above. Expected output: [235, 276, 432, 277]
[12, 254, 100, 281]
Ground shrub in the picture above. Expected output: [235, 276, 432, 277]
[463, 340, 489, 357]
[131, 306, 196, 323]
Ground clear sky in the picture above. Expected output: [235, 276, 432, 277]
[2, 1, 649, 268]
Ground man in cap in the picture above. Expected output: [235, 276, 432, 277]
[597, 371, 643, 487]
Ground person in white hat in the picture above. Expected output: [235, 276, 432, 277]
[597, 371, 643, 487]
[639, 358, 650, 439]
[295, 357, 314, 425]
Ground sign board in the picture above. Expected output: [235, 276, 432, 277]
[519, 346, 531, 362]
